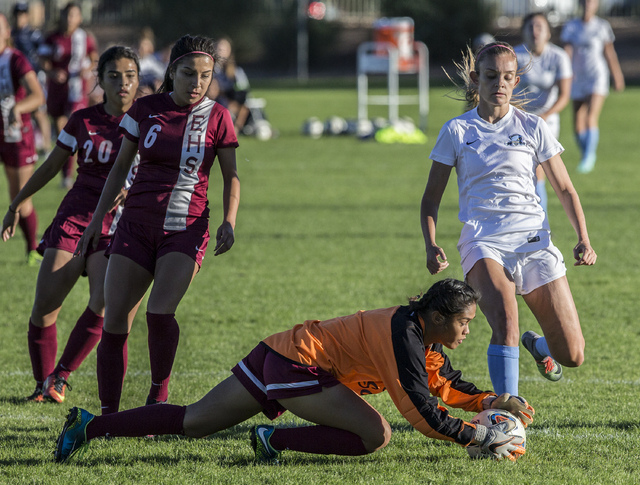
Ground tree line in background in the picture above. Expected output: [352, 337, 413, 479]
[140, 0, 491, 73]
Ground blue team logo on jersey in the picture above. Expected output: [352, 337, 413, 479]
[506, 134, 526, 147]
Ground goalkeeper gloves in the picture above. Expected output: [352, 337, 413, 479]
[472, 421, 526, 461]
[486, 393, 535, 426]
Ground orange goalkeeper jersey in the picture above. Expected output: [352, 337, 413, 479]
[262, 305, 495, 446]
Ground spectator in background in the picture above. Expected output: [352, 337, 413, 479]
[137, 28, 165, 95]
[38, 2, 98, 189]
[214, 37, 250, 134]
[560, 0, 625, 174]
[11, 1, 51, 154]
[515, 12, 572, 212]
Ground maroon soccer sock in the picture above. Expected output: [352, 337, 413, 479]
[18, 209, 38, 252]
[27, 320, 57, 386]
[269, 425, 368, 456]
[146, 312, 180, 402]
[97, 330, 128, 414]
[86, 404, 187, 441]
[54, 306, 104, 380]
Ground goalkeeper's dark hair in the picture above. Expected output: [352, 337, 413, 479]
[159, 34, 219, 93]
[409, 279, 480, 320]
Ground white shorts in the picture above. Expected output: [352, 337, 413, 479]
[571, 75, 609, 100]
[543, 113, 560, 140]
[460, 242, 567, 295]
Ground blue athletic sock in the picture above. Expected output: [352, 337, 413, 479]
[576, 131, 588, 155]
[487, 344, 520, 396]
[536, 180, 548, 212]
[584, 127, 599, 161]
[534, 336, 551, 360]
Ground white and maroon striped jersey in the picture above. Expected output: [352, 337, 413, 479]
[119, 92, 238, 231]
[0, 47, 34, 142]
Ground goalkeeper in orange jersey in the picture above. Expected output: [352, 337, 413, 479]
[55, 279, 533, 464]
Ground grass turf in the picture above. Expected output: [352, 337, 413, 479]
[0, 84, 639, 484]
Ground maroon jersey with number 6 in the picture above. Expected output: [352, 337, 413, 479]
[119, 92, 238, 231]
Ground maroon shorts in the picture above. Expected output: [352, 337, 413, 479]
[46, 82, 88, 119]
[105, 219, 210, 275]
[231, 342, 341, 420]
[0, 128, 37, 168]
[38, 217, 111, 258]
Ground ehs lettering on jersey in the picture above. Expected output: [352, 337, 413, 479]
[163, 98, 216, 231]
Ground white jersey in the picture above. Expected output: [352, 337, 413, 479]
[514, 43, 572, 115]
[560, 17, 614, 98]
[429, 105, 563, 253]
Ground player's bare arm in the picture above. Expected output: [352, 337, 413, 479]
[542, 153, 596, 266]
[421, 161, 452, 274]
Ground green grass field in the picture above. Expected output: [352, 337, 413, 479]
[1, 84, 639, 484]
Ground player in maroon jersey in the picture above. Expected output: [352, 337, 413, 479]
[76, 35, 240, 414]
[38, 2, 98, 189]
[0, 14, 44, 265]
[2, 46, 141, 403]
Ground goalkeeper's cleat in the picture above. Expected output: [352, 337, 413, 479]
[54, 407, 94, 463]
[26, 387, 45, 402]
[250, 425, 280, 464]
[43, 374, 72, 403]
[522, 331, 563, 381]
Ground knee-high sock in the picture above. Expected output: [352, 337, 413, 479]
[86, 404, 186, 440]
[53, 306, 104, 380]
[27, 320, 57, 386]
[536, 180, 548, 213]
[97, 330, 128, 415]
[534, 336, 552, 360]
[146, 312, 180, 402]
[18, 209, 38, 252]
[576, 131, 588, 155]
[269, 425, 368, 456]
[583, 127, 600, 161]
[487, 344, 519, 396]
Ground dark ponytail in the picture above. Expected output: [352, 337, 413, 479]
[409, 278, 480, 321]
[159, 34, 218, 93]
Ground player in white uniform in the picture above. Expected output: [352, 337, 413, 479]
[421, 42, 597, 396]
[514, 12, 572, 212]
[560, 0, 625, 174]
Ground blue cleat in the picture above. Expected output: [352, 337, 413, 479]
[250, 425, 280, 464]
[54, 407, 94, 463]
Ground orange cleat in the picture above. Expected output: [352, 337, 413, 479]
[43, 374, 72, 403]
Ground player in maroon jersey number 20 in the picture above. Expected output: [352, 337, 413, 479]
[76, 35, 240, 414]
[2, 46, 141, 403]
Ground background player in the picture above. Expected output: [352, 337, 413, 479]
[38, 2, 97, 189]
[10, 2, 51, 155]
[54, 279, 532, 464]
[75, 35, 240, 414]
[421, 42, 596, 396]
[2, 46, 141, 403]
[514, 12, 572, 212]
[0, 13, 45, 265]
[560, 0, 625, 174]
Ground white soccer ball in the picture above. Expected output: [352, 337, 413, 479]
[356, 118, 375, 139]
[301, 117, 324, 139]
[254, 120, 273, 141]
[324, 116, 348, 135]
[467, 409, 526, 459]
